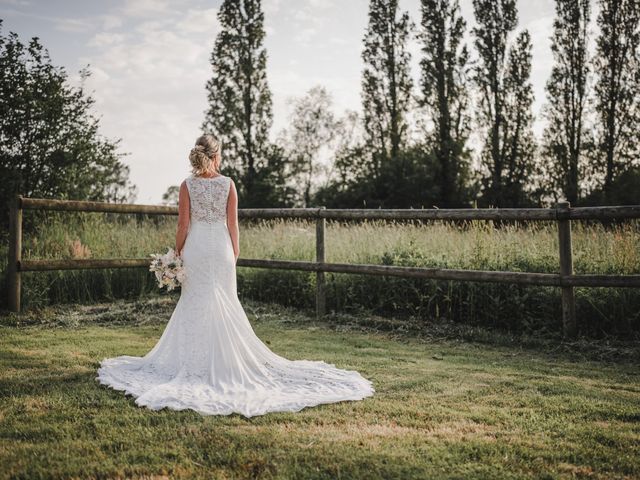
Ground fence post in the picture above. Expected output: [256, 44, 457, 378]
[556, 201, 576, 338]
[8, 195, 23, 313]
[316, 207, 326, 318]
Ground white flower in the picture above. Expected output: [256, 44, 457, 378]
[148, 247, 187, 291]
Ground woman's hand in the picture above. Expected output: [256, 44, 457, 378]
[234, 250, 239, 263]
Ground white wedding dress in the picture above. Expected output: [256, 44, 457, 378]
[96, 174, 374, 417]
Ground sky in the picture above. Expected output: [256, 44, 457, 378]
[0, 0, 562, 203]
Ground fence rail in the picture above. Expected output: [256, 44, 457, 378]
[18, 197, 640, 220]
[7, 195, 640, 337]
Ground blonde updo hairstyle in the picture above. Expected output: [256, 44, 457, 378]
[189, 134, 221, 176]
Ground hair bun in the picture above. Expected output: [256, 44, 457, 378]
[190, 145, 206, 156]
[189, 135, 221, 176]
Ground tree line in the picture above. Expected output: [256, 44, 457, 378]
[203, 0, 640, 208]
[1, 0, 639, 225]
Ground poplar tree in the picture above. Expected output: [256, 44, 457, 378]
[472, 0, 536, 207]
[542, 0, 591, 204]
[203, 0, 273, 201]
[593, 0, 640, 202]
[419, 0, 471, 207]
[361, 0, 413, 182]
[502, 30, 536, 206]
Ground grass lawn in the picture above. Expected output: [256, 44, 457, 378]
[1, 298, 639, 479]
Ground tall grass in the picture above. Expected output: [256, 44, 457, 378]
[2, 212, 639, 336]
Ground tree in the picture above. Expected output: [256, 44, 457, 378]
[582, 166, 640, 205]
[314, 144, 443, 209]
[203, 0, 273, 204]
[418, 0, 472, 207]
[241, 143, 296, 207]
[328, 111, 363, 186]
[361, 0, 413, 184]
[280, 86, 337, 207]
[542, 0, 592, 205]
[162, 185, 180, 205]
[472, 0, 536, 207]
[501, 30, 537, 206]
[593, 0, 640, 202]
[0, 23, 134, 228]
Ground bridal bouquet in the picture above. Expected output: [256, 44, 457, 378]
[149, 248, 185, 291]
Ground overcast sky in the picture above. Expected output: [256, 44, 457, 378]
[1, 0, 563, 203]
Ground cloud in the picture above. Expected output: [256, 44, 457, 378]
[102, 15, 123, 30]
[88, 32, 126, 48]
[54, 15, 126, 35]
[307, 0, 336, 10]
[0, 7, 125, 36]
[54, 17, 95, 33]
[76, 5, 220, 202]
[176, 8, 219, 34]
[294, 26, 318, 45]
[263, 0, 283, 15]
[0, 0, 30, 6]
[286, 0, 340, 46]
[120, 0, 172, 18]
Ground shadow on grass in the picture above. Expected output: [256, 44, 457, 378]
[1, 371, 89, 396]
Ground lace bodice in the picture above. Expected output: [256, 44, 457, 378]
[185, 174, 232, 224]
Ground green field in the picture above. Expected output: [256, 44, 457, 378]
[1, 212, 639, 335]
[1, 297, 639, 479]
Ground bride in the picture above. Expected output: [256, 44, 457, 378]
[96, 134, 374, 417]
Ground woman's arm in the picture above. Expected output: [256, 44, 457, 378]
[226, 180, 240, 262]
[175, 181, 190, 256]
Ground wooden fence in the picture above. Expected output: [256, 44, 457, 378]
[7, 195, 640, 337]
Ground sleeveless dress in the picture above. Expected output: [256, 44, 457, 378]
[96, 174, 374, 417]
